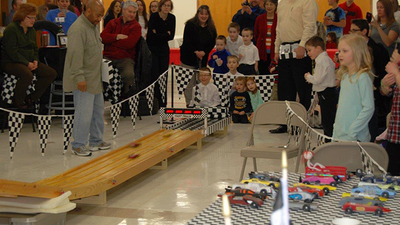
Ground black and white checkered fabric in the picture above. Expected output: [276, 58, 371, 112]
[213, 74, 235, 107]
[253, 75, 275, 102]
[193, 85, 201, 105]
[159, 107, 173, 120]
[145, 84, 155, 115]
[110, 103, 122, 138]
[63, 115, 74, 154]
[103, 59, 122, 104]
[173, 65, 195, 97]
[187, 172, 400, 225]
[157, 71, 168, 103]
[128, 94, 140, 130]
[206, 106, 229, 119]
[360, 145, 374, 174]
[1, 73, 36, 105]
[38, 115, 52, 156]
[8, 111, 25, 158]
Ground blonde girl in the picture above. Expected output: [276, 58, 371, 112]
[333, 34, 374, 142]
[246, 77, 264, 121]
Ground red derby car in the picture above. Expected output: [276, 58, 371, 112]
[342, 202, 391, 216]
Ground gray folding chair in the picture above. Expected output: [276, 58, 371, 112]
[311, 142, 388, 173]
[239, 101, 308, 181]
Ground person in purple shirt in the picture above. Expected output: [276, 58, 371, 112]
[208, 35, 231, 75]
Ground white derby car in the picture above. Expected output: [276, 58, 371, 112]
[231, 183, 277, 199]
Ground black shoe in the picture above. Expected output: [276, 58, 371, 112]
[269, 125, 287, 133]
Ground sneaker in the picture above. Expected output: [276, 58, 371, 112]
[89, 142, 112, 151]
[71, 146, 92, 157]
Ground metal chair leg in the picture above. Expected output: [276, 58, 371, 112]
[253, 158, 257, 172]
[239, 157, 248, 181]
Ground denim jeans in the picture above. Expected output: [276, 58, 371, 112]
[71, 90, 105, 148]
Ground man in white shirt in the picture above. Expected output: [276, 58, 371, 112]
[271, 0, 318, 133]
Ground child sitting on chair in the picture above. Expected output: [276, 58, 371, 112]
[247, 77, 264, 121]
[189, 67, 221, 107]
[230, 76, 252, 123]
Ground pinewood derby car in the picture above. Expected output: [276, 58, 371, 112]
[241, 178, 280, 189]
[342, 202, 390, 216]
[289, 200, 318, 212]
[231, 182, 277, 199]
[341, 192, 388, 202]
[293, 183, 337, 195]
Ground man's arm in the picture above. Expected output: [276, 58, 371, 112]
[112, 23, 142, 49]
[100, 21, 119, 44]
[65, 26, 86, 85]
[299, 0, 318, 48]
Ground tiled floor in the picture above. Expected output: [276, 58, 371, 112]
[0, 70, 305, 225]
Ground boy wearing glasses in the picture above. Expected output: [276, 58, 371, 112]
[189, 67, 221, 107]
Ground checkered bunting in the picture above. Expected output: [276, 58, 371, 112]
[62, 115, 74, 154]
[37, 116, 52, 156]
[110, 103, 122, 138]
[253, 75, 275, 102]
[1, 73, 36, 105]
[213, 74, 235, 108]
[173, 65, 195, 97]
[188, 172, 400, 225]
[206, 107, 229, 119]
[193, 85, 201, 106]
[103, 60, 121, 104]
[128, 95, 139, 130]
[357, 143, 387, 175]
[145, 84, 155, 115]
[157, 72, 168, 103]
[8, 111, 25, 158]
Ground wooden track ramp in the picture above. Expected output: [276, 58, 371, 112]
[0, 129, 203, 200]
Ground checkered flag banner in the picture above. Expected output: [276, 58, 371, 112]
[38, 115, 52, 156]
[357, 142, 387, 175]
[8, 111, 25, 158]
[253, 75, 275, 102]
[128, 94, 140, 130]
[63, 115, 74, 154]
[145, 83, 155, 115]
[110, 103, 122, 138]
[213, 74, 235, 107]
[2, 73, 37, 105]
[103, 60, 122, 104]
[193, 85, 201, 106]
[173, 65, 195, 97]
[157, 71, 168, 103]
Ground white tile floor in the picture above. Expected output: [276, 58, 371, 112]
[0, 70, 306, 225]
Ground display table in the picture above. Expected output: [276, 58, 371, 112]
[187, 172, 400, 225]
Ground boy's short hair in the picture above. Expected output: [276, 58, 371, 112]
[227, 55, 239, 63]
[351, 19, 369, 35]
[305, 36, 326, 51]
[235, 76, 247, 84]
[228, 22, 240, 32]
[216, 35, 227, 44]
[242, 28, 253, 36]
[199, 67, 211, 75]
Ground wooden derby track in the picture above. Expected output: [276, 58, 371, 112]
[0, 129, 203, 201]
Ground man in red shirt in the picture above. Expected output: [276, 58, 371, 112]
[339, 0, 363, 35]
[101, 0, 141, 95]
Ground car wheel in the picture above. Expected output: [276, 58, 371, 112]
[374, 208, 383, 216]
[389, 186, 395, 191]
[382, 192, 389, 198]
[250, 201, 258, 209]
[323, 188, 330, 195]
[315, 180, 321, 184]
[304, 181, 310, 185]
[235, 187, 241, 190]
[345, 207, 353, 214]
[338, 177, 343, 183]
[354, 190, 361, 193]
[367, 179, 373, 183]
[374, 197, 380, 201]
[269, 183, 276, 189]
[313, 192, 319, 199]
[304, 199, 312, 203]
[302, 204, 311, 212]
[330, 182, 337, 187]
[260, 189, 267, 195]
[244, 182, 249, 184]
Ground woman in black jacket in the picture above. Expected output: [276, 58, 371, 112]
[180, 5, 217, 106]
[103, 0, 121, 28]
[146, 0, 176, 107]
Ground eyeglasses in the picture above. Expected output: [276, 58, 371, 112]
[349, 29, 361, 33]
[26, 15, 36, 20]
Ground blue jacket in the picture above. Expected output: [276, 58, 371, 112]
[208, 49, 231, 74]
[46, 9, 78, 45]
[232, 6, 266, 33]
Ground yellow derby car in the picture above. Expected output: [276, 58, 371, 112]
[241, 178, 280, 189]
[293, 183, 336, 195]
[342, 192, 388, 202]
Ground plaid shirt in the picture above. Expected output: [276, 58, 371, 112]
[388, 85, 400, 144]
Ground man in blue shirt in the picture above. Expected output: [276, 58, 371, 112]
[232, 0, 266, 34]
[46, 0, 78, 45]
[324, 0, 346, 38]
[4, 0, 23, 26]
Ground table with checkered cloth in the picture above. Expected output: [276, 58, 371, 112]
[187, 172, 400, 225]
[103, 59, 122, 104]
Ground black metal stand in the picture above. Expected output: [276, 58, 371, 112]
[162, 63, 175, 124]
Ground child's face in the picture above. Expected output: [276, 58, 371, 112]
[327, 35, 332, 42]
[227, 58, 239, 71]
[235, 81, 245, 92]
[247, 80, 256, 92]
[228, 27, 239, 40]
[199, 71, 211, 85]
[242, 30, 253, 44]
[216, 39, 226, 51]
[306, 45, 322, 60]
[338, 40, 355, 69]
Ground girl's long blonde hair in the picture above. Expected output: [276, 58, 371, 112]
[336, 34, 374, 83]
